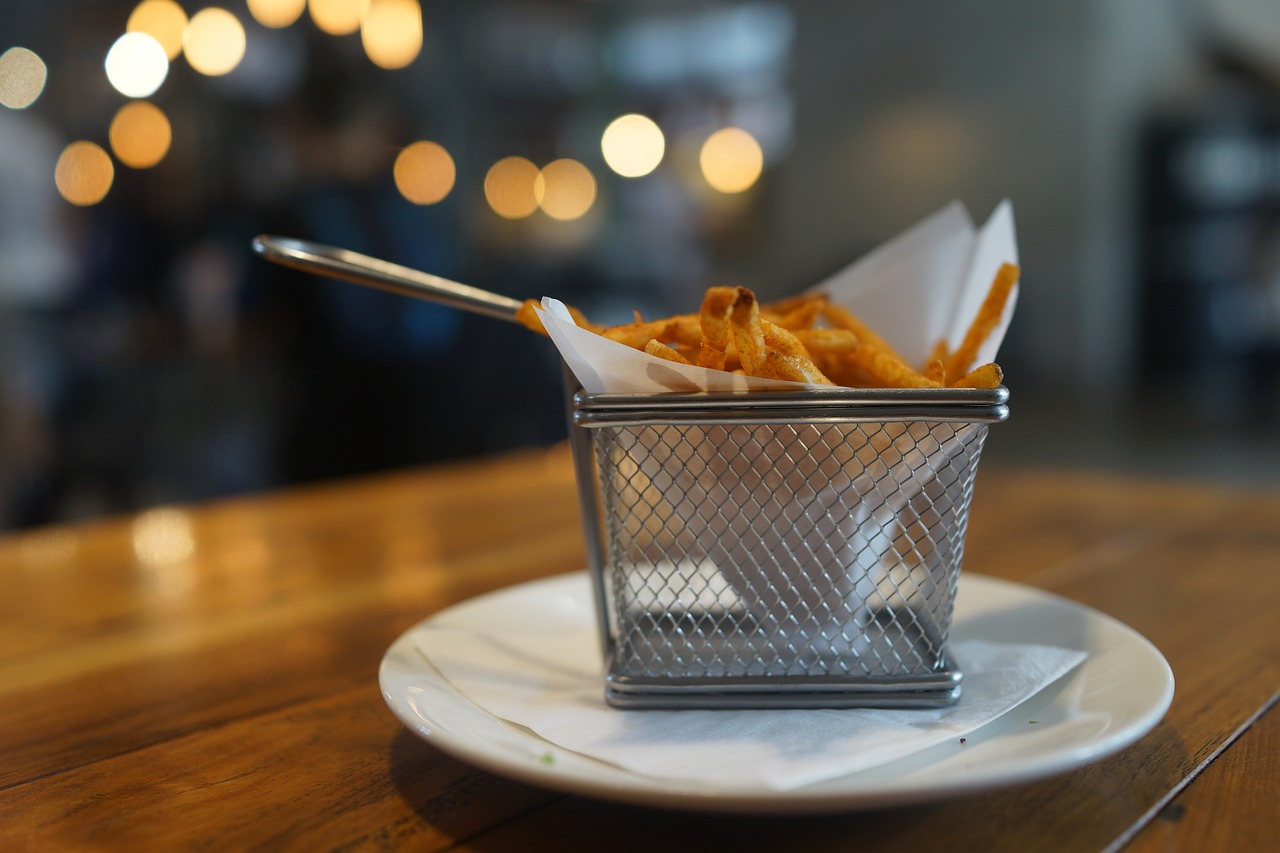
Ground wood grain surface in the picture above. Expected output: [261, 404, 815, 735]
[1, 445, 1277, 852]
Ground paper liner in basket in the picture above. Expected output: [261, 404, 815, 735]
[536, 199, 1018, 395]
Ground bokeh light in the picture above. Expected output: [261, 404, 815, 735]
[127, 0, 189, 61]
[55, 141, 115, 206]
[362, 0, 423, 70]
[484, 156, 541, 219]
[109, 101, 172, 169]
[132, 508, 197, 596]
[699, 127, 764, 193]
[535, 159, 596, 221]
[104, 32, 170, 98]
[0, 47, 47, 109]
[132, 508, 196, 568]
[393, 140, 455, 205]
[183, 8, 247, 77]
[309, 0, 370, 36]
[246, 0, 307, 29]
[601, 114, 665, 178]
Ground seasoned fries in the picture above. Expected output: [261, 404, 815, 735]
[514, 263, 1018, 390]
[945, 262, 1019, 380]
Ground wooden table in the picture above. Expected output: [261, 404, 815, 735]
[1, 445, 1276, 852]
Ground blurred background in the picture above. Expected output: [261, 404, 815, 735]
[3, 0, 1280, 531]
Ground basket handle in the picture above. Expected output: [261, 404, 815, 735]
[251, 235, 524, 324]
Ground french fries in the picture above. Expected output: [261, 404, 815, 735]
[514, 264, 1018, 390]
[945, 262, 1019, 380]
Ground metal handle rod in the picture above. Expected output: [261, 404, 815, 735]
[251, 235, 524, 323]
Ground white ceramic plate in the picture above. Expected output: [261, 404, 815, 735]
[380, 572, 1173, 813]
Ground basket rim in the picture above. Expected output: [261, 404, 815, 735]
[573, 385, 1009, 426]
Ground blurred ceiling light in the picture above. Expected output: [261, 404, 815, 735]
[110, 101, 172, 168]
[601, 113, 664, 178]
[699, 127, 763, 193]
[361, 0, 422, 69]
[484, 156, 540, 219]
[55, 141, 115, 206]
[127, 0, 189, 61]
[184, 8, 247, 76]
[0, 47, 47, 109]
[247, 0, 307, 29]
[393, 140, 454, 204]
[309, 0, 370, 36]
[535, 159, 596, 221]
[104, 32, 169, 98]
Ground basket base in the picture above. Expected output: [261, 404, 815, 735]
[603, 654, 963, 710]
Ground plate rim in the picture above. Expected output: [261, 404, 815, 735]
[379, 571, 1175, 813]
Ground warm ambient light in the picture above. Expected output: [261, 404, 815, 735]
[0, 47, 47, 109]
[484, 156, 541, 219]
[535, 159, 596, 221]
[361, 0, 422, 69]
[55, 141, 115, 206]
[393, 140, 454, 205]
[110, 101, 172, 169]
[700, 127, 764, 193]
[127, 0, 189, 61]
[309, 0, 369, 36]
[601, 114, 664, 178]
[246, 0, 307, 29]
[132, 508, 196, 567]
[183, 8, 247, 77]
[104, 32, 169, 98]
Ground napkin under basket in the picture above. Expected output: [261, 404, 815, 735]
[567, 385, 1009, 709]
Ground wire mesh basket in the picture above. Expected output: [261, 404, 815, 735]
[567, 385, 1009, 709]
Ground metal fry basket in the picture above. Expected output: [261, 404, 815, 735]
[567, 385, 1009, 710]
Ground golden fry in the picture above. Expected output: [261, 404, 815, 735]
[761, 319, 812, 360]
[644, 339, 695, 365]
[793, 327, 859, 354]
[762, 291, 828, 315]
[841, 346, 941, 389]
[946, 263, 1019, 379]
[821, 303, 906, 363]
[949, 362, 1003, 389]
[729, 289, 769, 376]
[515, 299, 603, 335]
[925, 338, 949, 369]
[762, 294, 827, 330]
[763, 351, 834, 385]
[515, 299, 547, 335]
[603, 313, 698, 349]
[923, 358, 946, 385]
[603, 319, 673, 349]
[697, 286, 739, 370]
